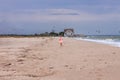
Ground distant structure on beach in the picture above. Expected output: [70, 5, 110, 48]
[64, 28, 87, 37]
[64, 28, 74, 37]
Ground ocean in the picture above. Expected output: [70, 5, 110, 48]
[75, 35, 120, 47]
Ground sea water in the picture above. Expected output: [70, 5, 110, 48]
[75, 35, 120, 47]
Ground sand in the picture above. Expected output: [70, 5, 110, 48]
[0, 37, 120, 80]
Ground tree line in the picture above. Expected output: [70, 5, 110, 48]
[0, 31, 64, 37]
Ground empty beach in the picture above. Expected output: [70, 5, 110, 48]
[0, 37, 120, 80]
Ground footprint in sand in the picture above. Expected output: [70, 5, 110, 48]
[39, 58, 44, 60]
[64, 65, 73, 69]
[16, 59, 25, 64]
[64, 65, 69, 67]
[17, 59, 24, 62]
[104, 62, 108, 64]
[80, 66, 86, 70]
[2, 63, 12, 67]
[98, 59, 103, 61]
[112, 52, 116, 55]
[49, 66, 54, 70]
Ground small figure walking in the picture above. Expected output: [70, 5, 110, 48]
[59, 36, 63, 46]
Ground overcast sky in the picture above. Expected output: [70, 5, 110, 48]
[0, 0, 120, 35]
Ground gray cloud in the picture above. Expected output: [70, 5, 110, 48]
[50, 13, 80, 15]
[1, 9, 120, 23]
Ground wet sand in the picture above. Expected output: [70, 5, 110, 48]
[0, 37, 120, 80]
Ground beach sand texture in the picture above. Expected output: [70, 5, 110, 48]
[0, 37, 120, 80]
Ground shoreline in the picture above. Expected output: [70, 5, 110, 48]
[75, 37, 120, 48]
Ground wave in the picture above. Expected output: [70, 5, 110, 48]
[75, 38, 120, 47]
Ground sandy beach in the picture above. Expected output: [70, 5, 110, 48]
[0, 37, 120, 80]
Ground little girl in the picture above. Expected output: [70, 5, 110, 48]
[59, 36, 63, 46]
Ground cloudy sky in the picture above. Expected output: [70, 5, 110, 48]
[0, 0, 120, 35]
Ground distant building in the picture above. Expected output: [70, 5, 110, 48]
[64, 28, 74, 37]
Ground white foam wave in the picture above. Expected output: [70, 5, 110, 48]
[75, 38, 120, 47]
